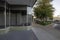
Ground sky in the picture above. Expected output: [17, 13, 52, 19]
[52, 0, 60, 17]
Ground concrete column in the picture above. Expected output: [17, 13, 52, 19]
[9, 8, 10, 27]
[4, 1, 6, 29]
[26, 7, 28, 30]
[27, 7, 32, 26]
[27, 7, 32, 30]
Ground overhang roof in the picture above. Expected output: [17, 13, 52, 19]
[6, 0, 37, 7]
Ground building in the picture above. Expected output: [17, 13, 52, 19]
[53, 17, 60, 21]
[0, 0, 36, 28]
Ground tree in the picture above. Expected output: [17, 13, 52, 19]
[34, 0, 54, 22]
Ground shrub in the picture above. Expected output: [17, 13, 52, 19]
[35, 20, 52, 25]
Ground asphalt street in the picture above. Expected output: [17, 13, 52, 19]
[53, 23, 60, 30]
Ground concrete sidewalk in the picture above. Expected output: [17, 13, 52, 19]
[0, 30, 38, 40]
[32, 23, 60, 40]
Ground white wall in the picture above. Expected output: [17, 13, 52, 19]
[27, 7, 33, 14]
[27, 7, 32, 25]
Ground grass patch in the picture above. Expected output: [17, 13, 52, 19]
[9, 27, 27, 32]
[0, 30, 6, 35]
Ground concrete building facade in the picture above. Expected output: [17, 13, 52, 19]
[0, 0, 36, 28]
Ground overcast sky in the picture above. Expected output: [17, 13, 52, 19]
[52, 0, 60, 17]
